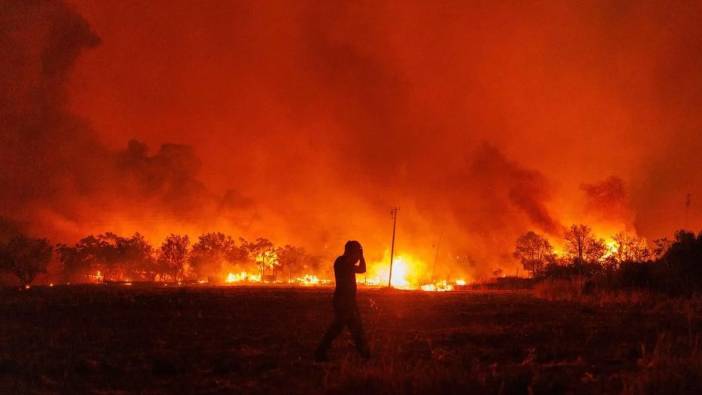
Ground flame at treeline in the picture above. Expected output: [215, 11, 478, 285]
[2, 0, 702, 284]
[43, 227, 653, 292]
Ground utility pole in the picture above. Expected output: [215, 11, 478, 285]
[388, 207, 399, 288]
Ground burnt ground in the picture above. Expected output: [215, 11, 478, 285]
[1, 286, 701, 394]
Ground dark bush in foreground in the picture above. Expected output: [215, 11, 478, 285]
[542, 262, 603, 279]
[484, 276, 535, 290]
[0, 235, 52, 286]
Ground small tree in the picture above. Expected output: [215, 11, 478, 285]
[1, 235, 52, 286]
[564, 224, 592, 265]
[276, 245, 305, 282]
[56, 244, 87, 282]
[87, 233, 122, 280]
[513, 231, 553, 277]
[158, 234, 189, 281]
[116, 233, 156, 280]
[584, 238, 607, 264]
[242, 238, 278, 279]
[57, 234, 110, 282]
[190, 232, 238, 279]
[613, 232, 650, 263]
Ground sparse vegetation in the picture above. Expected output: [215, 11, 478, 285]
[514, 226, 702, 298]
[0, 287, 700, 394]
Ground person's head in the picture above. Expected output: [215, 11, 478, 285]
[344, 240, 363, 262]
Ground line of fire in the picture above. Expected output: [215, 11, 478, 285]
[0, 211, 670, 292]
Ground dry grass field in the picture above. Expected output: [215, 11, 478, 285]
[1, 285, 701, 394]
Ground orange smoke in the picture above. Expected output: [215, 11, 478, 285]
[1, 1, 702, 281]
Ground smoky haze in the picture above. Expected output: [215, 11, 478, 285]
[2, 0, 702, 278]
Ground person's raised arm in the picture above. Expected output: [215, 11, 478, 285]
[355, 250, 366, 273]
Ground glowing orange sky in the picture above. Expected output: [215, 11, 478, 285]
[3, 0, 702, 277]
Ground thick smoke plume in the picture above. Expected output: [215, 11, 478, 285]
[0, 1, 254, 243]
[3, 0, 702, 278]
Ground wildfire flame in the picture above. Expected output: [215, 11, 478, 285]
[295, 274, 320, 286]
[224, 271, 323, 286]
[367, 255, 417, 289]
[225, 272, 261, 283]
[365, 254, 469, 291]
[88, 271, 104, 283]
[75, 242, 635, 293]
[598, 239, 616, 260]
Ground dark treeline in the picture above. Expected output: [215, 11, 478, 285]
[3, 222, 702, 296]
[514, 225, 702, 296]
[0, 230, 321, 286]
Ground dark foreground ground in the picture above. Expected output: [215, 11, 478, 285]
[1, 286, 701, 394]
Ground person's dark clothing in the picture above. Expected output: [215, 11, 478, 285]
[333, 256, 359, 309]
[316, 256, 369, 359]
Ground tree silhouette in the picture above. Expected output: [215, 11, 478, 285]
[57, 234, 111, 282]
[88, 233, 122, 280]
[56, 243, 88, 282]
[276, 245, 305, 282]
[189, 232, 238, 279]
[564, 224, 592, 265]
[513, 231, 553, 277]
[1, 235, 52, 286]
[117, 233, 156, 280]
[241, 238, 278, 279]
[584, 238, 607, 264]
[158, 234, 189, 281]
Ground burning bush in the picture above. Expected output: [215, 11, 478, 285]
[50, 230, 323, 285]
[56, 233, 155, 282]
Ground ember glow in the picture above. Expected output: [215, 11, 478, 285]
[88, 271, 104, 283]
[367, 255, 425, 289]
[364, 253, 469, 291]
[2, 0, 702, 285]
[420, 282, 454, 292]
[294, 274, 321, 286]
[223, 271, 323, 286]
[225, 272, 261, 284]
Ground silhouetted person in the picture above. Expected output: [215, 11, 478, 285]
[315, 240, 370, 361]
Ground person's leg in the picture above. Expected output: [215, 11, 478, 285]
[348, 306, 370, 359]
[315, 313, 345, 360]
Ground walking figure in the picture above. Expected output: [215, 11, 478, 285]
[315, 240, 370, 361]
